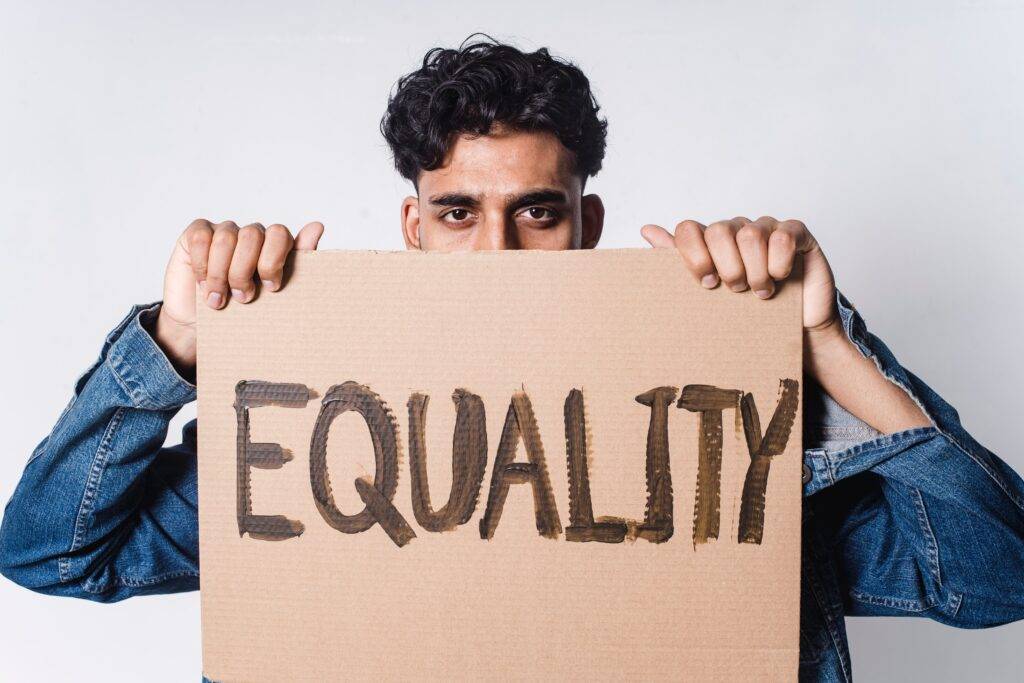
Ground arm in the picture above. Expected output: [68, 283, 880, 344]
[643, 215, 1024, 626]
[0, 218, 325, 601]
[805, 291, 1024, 627]
[0, 304, 199, 601]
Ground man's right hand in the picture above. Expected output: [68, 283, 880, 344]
[153, 219, 325, 372]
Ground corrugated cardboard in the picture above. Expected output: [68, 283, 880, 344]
[196, 249, 803, 681]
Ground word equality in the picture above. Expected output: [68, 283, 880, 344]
[234, 379, 800, 548]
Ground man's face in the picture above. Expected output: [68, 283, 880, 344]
[401, 127, 604, 251]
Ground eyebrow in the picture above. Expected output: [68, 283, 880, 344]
[507, 189, 569, 212]
[426, 188, 569, 211]
[428, 193, 480, 208]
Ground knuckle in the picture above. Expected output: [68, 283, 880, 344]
[705, 221, 733, 237]
[189, 226, 212, 247]
[238, 224, 265, 245]
[780, 219, 807, 233]
[212, 226, 238, 246]
[186, 218, 211, 234]
[228, 272, 253, 288]
[675, 219, 704, 234]
[684, 251, 714, 273]
[736, 225, 763, 244]
[771, 229, 796, 249]
[756, 215, 778, 225]
[258, 263, 282, 279]
[266, 223, 291, 239]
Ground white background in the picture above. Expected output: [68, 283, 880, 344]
[1, 1, 1022, 680]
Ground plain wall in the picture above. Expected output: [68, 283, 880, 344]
[1, 1, 1021, 680]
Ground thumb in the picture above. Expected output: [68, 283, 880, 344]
[640, 224, 675, 249]
[295, 222, 325, 250]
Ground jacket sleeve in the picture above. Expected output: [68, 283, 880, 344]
[804, 290, 1024, 628]
[0, 303, 200, 602]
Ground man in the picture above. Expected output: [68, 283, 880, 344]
[1, 38, 1022, 682]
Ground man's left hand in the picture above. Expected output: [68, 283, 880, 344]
[641, 216, 838, 331]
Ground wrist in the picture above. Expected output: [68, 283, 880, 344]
[803, 314, 855, 378]
[151, 306, 197, 375]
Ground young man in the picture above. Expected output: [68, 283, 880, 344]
[2, 38, 1023, 683]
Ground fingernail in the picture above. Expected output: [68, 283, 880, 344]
[755, 288, 773, 299]
[730, 283, 748, 293]
[207, 291, 223, 308]
[701, 274, 719, 288]
[261, 279, 277, 292]
[231, 288, 247, 303]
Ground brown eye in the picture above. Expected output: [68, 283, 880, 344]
[448, 209, 469, 221]
[528, 207, 551, 220]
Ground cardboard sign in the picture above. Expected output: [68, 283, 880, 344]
[196, 249, 803, 681]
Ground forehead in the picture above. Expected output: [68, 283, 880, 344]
[419, 128, 579, 196]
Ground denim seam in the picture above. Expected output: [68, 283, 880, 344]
[106, 351, 154, 410]
[118, 569, 200, 588]
[802, 519, 851, 681]
[910, 487, 942, 588]
[946, 437, 1024, 514]
[58, 407, 126, 583]
[799, 555, 825, 665]
[819, 580, 851, 681]
[825, 427, 937, 465]
[945, 591, 963, 619]
[848, 589, 937, 612]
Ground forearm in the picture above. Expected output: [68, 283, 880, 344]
[0, 304, 197, 596]
[804, 318, 931, 435]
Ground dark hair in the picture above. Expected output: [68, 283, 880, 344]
[380, 35, 607, 187]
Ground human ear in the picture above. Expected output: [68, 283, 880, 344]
[401, 196, 422, 250]
[580, 194, 604, 249]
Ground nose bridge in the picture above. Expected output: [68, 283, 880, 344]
[473, 211, 518, 250]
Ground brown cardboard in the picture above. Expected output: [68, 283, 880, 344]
[196, 248, 803, 682]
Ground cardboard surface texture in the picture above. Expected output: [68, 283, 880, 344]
[196, 249, 804, 682]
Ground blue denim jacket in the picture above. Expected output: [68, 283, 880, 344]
[2, 291, 1023, 682]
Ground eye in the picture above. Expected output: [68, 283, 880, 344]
[520, 205, 561, 224]
[442, 208, 472, 223]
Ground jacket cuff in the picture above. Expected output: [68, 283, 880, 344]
[833, 288, 934, 420]
[103, 303, 197, 410]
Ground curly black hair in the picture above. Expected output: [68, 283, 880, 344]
[380, 35, 608, 187]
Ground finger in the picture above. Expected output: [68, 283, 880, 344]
[295, 222, 324, 250]
[204, 221, 239, 309]
[184, 219, 214, 289]
[673, 220, 718, 288]
[228, 223, 265, 303]
[257, 224, 295, 292]
[704, 219, 748, 291]
[736, 216, 776, 299]
[640, 224, 676, 249]
[768, 220, 805, 280]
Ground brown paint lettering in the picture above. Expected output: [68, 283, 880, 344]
[309, 381, 415, 547]
[407, 390, 488, 532]
[677, 385, 743, 545]
[479, 392, 562, 540]
[738, 378, 800, 544]
[633, 387, 679, 543]
[234, 380, 311, 540]
[563, 389, 628, 543]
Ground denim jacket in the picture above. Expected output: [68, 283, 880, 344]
[2, 290, 1023, 682]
